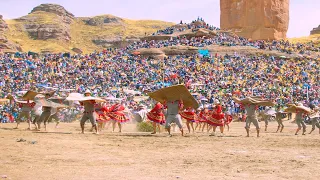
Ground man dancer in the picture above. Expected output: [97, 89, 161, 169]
[261, 107, 272, 132]
[275, 106, 285, 133]
[36, 93, 53, 131]
[295, 103, 308, 135]
[243, 103, 260, 137]
[309, 105, 320, 134]
[164, 100, 184, 137]
[15, 99, 35, 130]
[47, 107, 61, 128]
[80, 90, 98, 134]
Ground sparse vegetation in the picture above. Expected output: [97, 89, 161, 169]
[288, 34, 320, 45]
[136, 121, 154, 132]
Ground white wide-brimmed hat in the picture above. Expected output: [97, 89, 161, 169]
[84, 90, 91, 94]
[214, 99, 220, 104]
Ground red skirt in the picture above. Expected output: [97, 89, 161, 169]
[207, 113, 224, 126]
[147, 112, 165, 124]
[180, 111, 196, 122]
[108, 111, 129, 123]
[197, 114, 208, 123]
[95, 111, 111, 123]
[225, 115, 232, 125]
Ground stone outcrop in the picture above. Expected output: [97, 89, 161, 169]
[220, 0, 289, 40]
[92, 36, 139, 48]
[31, 4, 74, 24]
[82, 15, 123, 26]
[141, 28, 217, 41]
[24, 23, 71, 41]
[310, 25, 320, 35]
[0, 15, 22, 52]
[18, 4, 74, 41]
[133, 46, 198, 59]
[0, 15, 8, 30]
[72, 47, 83, 54]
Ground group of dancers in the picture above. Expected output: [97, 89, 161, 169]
[147, 99, 320, 137]
[147, 99, 230, 136]
[13, 90, 320, 137]
[14, 90, 130, 134]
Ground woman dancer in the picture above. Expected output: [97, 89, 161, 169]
[207, 100, 225, 136]
[224, 104, 233, 131]
[180, 107, 196, 133]
[196, 106, 209, 132]
[108, 102, 129, 132]
[147, 102, 165, 134]
[95, 102, 111, 132]
[224, 114, 233, 131]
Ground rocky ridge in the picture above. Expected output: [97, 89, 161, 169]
[0, 15, 21, 52]
[310, 25, 320, 35]
[17, 4, 74, 41]
[82, 15, 123, 26]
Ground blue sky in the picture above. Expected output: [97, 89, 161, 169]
[0, 0, 319, 38]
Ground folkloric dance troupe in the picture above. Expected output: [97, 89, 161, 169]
[13, 86, 320, 137]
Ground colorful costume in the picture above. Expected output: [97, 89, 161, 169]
[147, 102, 165, 124]
[180, 107, 196, 122]
[95, 104, 111, 123]
[108, 103, 129, 123]
[207, 105, 225, 126]
[197, 109, 208, 123]
[225, 115, 233, 125]
[16, 101, 36, 123]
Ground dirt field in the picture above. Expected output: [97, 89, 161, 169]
[0, 120, 319, 180]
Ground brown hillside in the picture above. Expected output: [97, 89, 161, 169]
[2, 4, 174, 53]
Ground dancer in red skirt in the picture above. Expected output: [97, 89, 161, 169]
[108, 102, 129, 132]
[147, 102, 165, 134]
[224, 114, 232, 131]
[95, 102, 111, 132]
[207, 100, 225, 136]
[180, 107, 196, 133]
[196, 106, 209, 132]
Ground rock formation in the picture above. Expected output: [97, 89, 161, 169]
[0, 15, 22, 52]
[18, 4, 74, 41]
[0, 15, 8, 30]
[220, 0, 289, 40]
[31, 4, 74, 24]
[310, 25, 320, 35]
[82, 15, 123, 26]
[92, 36, 140, 48]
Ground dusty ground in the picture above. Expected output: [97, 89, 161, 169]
[0, 120, 319, 180]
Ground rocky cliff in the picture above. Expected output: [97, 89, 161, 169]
[16, 4, 74, 41]
[220, 0, 289, 40]
[310, 25, 320, 35]
[31, 3, 74, 22]
[0, 15, 21, 52]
